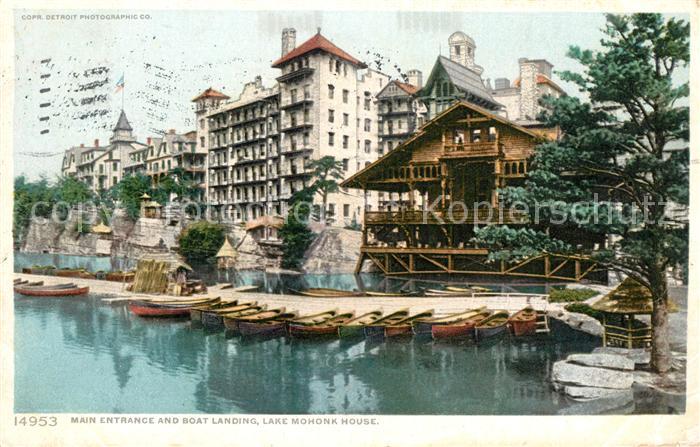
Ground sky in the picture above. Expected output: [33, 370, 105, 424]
[10, 10, 687, 180]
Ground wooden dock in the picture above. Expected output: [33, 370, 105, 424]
[13, 274, 553, 317]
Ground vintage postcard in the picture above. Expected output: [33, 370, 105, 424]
[0, 1, 698, 446]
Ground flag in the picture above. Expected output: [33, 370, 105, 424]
[114, 74, 124, 93]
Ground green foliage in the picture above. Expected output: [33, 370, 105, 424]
[54, 175, 93, 205]
[473, 13, 689, 287]
[74, 217, 92, 234]
[471, 13, 689, 372]
[564, 303, 605, 322]
[160, 167, 203, 202]
[549, 287, 599, 303]
[13, 175, 56, 242]
[279, 188, 316, 269]
[112, 173, 153, 220]
[177, 221, 225, 263]
[306, 156, 344, 223]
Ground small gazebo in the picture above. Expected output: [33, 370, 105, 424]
[91, 220, 112, 235]
[215, 237, 238, 270]
[140, 193, 163, 219]
[592, 277, 660, 349]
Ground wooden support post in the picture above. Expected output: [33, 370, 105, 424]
[544, 256, 551, 277]
[409, 254, 414, 273]
[575, 260, 581, 279]
[602, 314, 607, 347]
[627, 315, 633, 349]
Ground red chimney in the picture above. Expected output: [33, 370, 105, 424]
[147, 137, 152, 145]
[80, 143, 84, 147]
[94, 139, 99, 147]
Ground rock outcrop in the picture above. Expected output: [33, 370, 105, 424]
[548, 309, 603, 337]
[552, 361, 634, 390]
[566, 353, 635, 371]
[302, 228, 366, 274]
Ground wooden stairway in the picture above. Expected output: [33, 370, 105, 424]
[535, 311, 550, 334]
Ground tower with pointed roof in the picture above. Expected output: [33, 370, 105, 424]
[110, 110, 136, 144]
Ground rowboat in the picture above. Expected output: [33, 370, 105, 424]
[287, 309, 338, 325]
[237, 310, 299, 337]
[232, 285, 259, 292]
[105, 272, 135, 282]
[412, 307, 486, 336]
[445, 286, 474, 293]
[363, 309, 411, 338]
[189, 300, 254, 323]
[55, 269, 96, 279]
[508, 307, 538, 336]
[475, 310, 510, 340]
[223, 308, 291, 335]
[364, 290, 417, 297]
[336, 310, 384, 338]
[291, 288, 363, 298]
[288, 312, 356, 338]
[14, 282, 89, 297]
[384, 310, 435, 338]
[202, 304, 263, 329]
[423, 288, 468, 297]
[128, 297, 220, 317]
[431, 310, 493, 340]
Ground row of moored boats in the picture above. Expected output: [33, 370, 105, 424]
[290, 286, 493, 298]
[126, 296, 546, 340]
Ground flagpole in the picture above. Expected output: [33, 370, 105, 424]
[122, 73, 124, 111]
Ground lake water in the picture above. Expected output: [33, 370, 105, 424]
[14, 293, 677, 415]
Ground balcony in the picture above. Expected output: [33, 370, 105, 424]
[280, 98, 314, 110]
[364, 207, 528, 225]
[276, 67, 315, 83]
[280, 122, 313, 133]
[442, 141, 501, 159]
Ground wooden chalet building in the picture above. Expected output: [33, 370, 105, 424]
[342, 101, 606, 282]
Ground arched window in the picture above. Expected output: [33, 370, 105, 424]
[505, 163, 511, 175]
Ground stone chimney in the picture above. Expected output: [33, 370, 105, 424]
[94, 139, 99, 147]
[407, 69, 423, 89]
[254, 75, 262, 87]
[168, 129, 176, 134]
[518, 58, 539, 120]
[281, 28, 296, 57]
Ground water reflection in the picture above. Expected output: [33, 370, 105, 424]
[16, 294, 619, 414]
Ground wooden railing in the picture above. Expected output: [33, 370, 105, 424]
[365, 207, 528, 225]
[443, 141, 500, 158]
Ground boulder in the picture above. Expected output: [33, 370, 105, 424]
[558, 390, 635, 415]
[567, 353, 635, 371]
[592, 347, 650, 366]
[564, 385, 634, 401]
[302, 228, 364, 274]
[551, 361, 634, 389]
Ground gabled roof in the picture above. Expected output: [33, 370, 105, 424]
[113, 110, 133, 131]
[271, 32, 367, 68]
[395, 81, 419, 95]
[376, 79, 419, 99]
[341, 100, 539, 191]
[417, 56, 500, 110]
[191, 87, 230, 102]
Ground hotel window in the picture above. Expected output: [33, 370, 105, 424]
[364, 98, 371, 111]
[199, 119, 204, 129]
[290, 112, 297, 127]
[328, 109, 335, 123]
[328, 132, 335, 146]
[303, 109, 310, 123]
[303, 85, 310, 99]
[328, 84, 335, 99]
[290, 89, 297, 103]
[303, 132, 310, 146]
[342, 135, 349, 149]
[364, 119, 371, 132]
[328, 203, 335, 216]
[113, 162, 117, 170]
[343, 204, 350, 217]
[329, 59, 334, 72]
[342, 89, 349, 103]
[342, 158, 349, 171]
[343, 113, 349, 126]
[364, 140, 371, 153]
